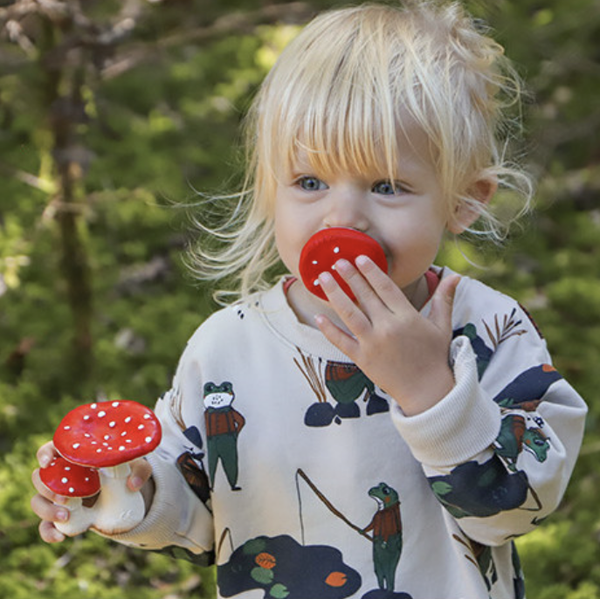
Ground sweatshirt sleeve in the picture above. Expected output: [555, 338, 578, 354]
[100, 331, 215, 560]
[392, 282, 587, 547]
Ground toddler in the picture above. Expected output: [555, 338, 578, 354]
[32, 2, 587, 598]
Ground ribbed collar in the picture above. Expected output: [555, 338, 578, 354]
[258, 278, 350, 361]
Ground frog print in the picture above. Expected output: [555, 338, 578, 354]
[203, 382, 246, 491]
[363, 483, 403, 593]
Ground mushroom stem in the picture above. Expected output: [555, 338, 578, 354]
[55, 497, 96, 537]
[90, 463, 145, 535]
[101, 463, 131, 479]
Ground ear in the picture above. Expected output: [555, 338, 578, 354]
[447, 176, 498, 235]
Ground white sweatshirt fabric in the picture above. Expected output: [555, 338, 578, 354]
[107, 268, 587, 599]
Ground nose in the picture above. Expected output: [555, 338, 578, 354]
[324, 185, 369, 232]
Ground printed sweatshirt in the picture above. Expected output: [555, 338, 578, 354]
[107, 268, 587, 599]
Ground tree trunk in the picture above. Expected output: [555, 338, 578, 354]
[41, 12, 94, 385]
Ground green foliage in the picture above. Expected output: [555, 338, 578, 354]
[0, 0, 599, 597]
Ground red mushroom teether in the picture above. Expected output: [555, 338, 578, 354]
[299, 227, 388, 301]
[48, 400, 162, 535]
[40, 456, 101, 536]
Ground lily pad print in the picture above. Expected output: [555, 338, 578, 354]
[218, 535, 361, 598]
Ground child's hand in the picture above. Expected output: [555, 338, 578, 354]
[315, 256, 459, 416]
[31, 441, 153, 542]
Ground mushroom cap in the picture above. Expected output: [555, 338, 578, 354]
[40, 455, 101, 498]
[53, 400, 162, 468]
[299, 227, 388, 301]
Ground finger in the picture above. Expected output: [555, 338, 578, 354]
[332, 259, 382, 314]
[427, 274, 460, 332]
[318, 270, 371, 338]
[31, 492, 70, 526]
[36, 441, 57, 469]
[127, 458, 153, 492]
[39, 520, 66, 544]
[354, 255, 410, 311]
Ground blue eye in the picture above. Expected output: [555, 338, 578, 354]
[372, 180, 405, 195]
[297, 176, 327, 191]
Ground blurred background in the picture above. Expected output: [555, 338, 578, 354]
[0, 0, 598, 597]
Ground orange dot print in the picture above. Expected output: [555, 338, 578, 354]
[325, 571, 347, 587]
[255, 552, 277, 569]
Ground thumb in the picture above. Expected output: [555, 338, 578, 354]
[427, 274, 460, 333]
[127, 458, 153, 492]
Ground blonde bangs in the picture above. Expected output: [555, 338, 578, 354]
[257, 5, 404, 185]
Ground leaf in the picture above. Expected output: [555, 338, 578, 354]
[269, 583, 290, 598]
[431, 481, 453, 497]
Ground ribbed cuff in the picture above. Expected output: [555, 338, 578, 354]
[391, 336, 501, 468]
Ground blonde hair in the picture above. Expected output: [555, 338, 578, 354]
[189, 0, 534, 302]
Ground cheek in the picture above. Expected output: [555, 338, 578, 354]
[274, 207, 304, 275]
[384, 219, 446, 279]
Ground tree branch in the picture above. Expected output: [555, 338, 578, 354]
[101, 2, 314, 80]
[0, 160, 56, 193]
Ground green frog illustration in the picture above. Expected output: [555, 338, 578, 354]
[495, 413, 550, 471]
[363, 483, 403, 592]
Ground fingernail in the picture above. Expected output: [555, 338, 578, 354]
[56, 509, 69, 522]
[334, 259, 352, 274]
[355, 255, 370, 267]
[130, 476, 144, 491]
[53, 530, 66, 543]
[318, 271, 334, 289]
